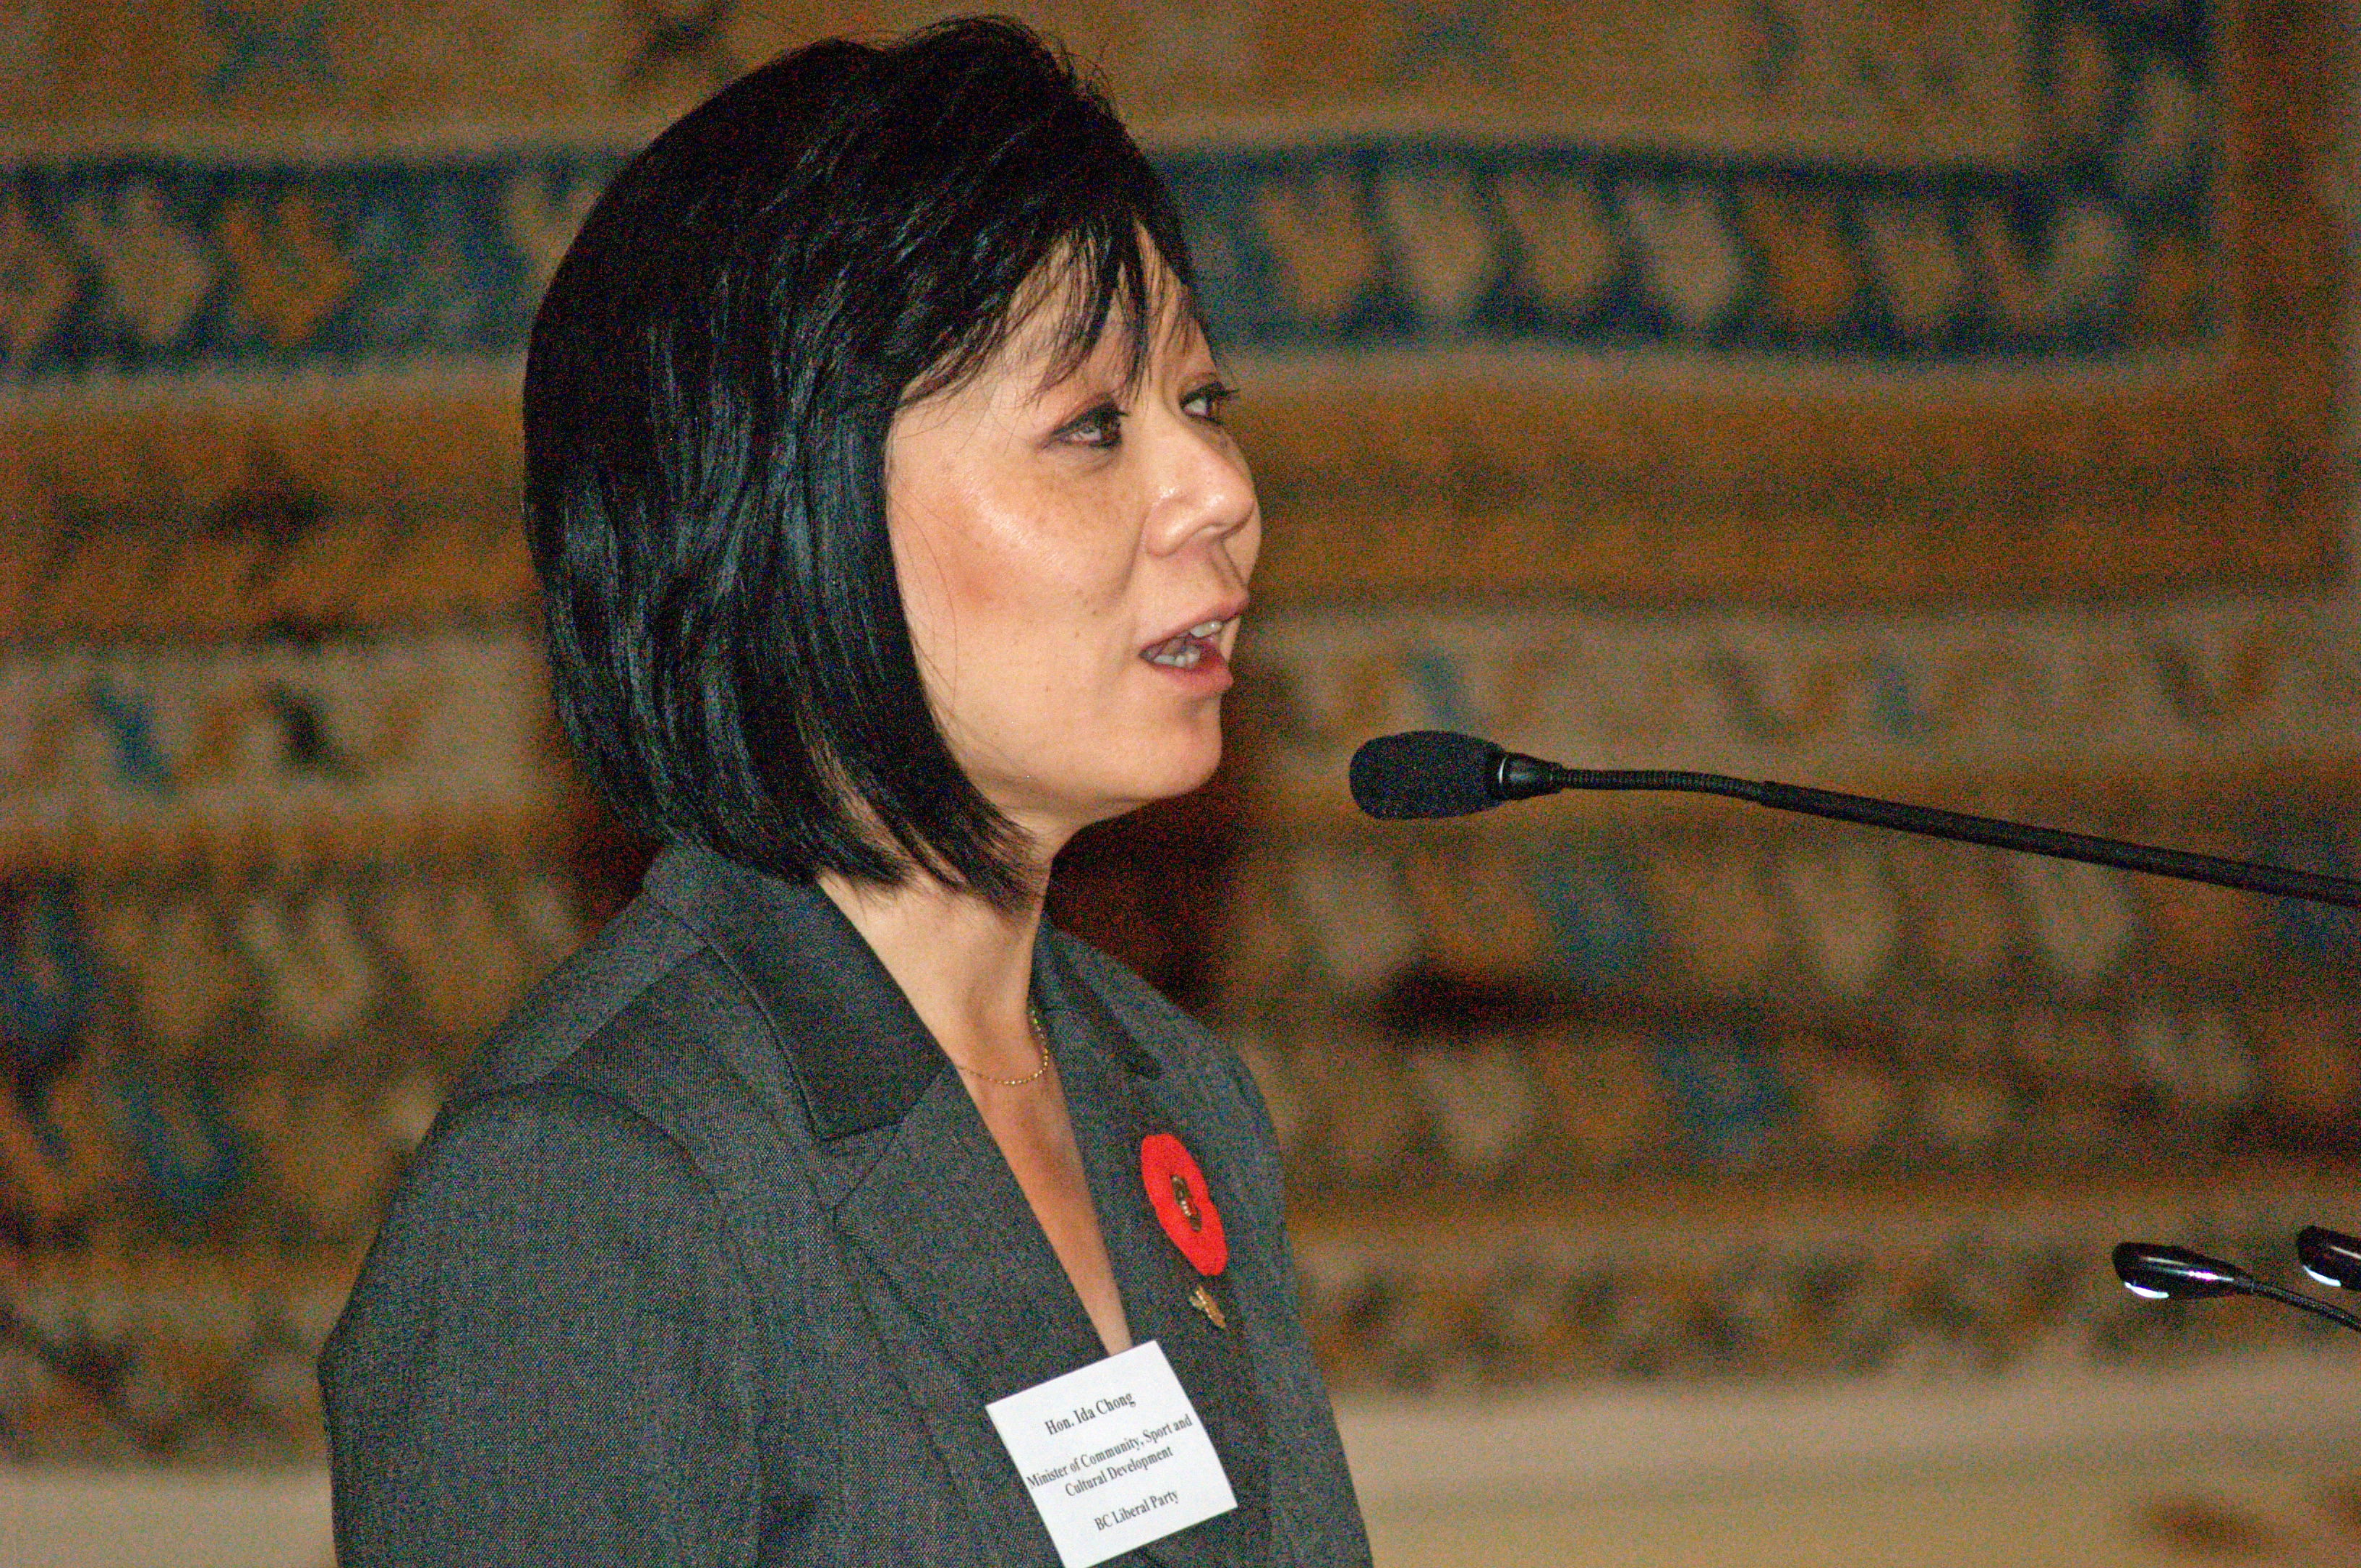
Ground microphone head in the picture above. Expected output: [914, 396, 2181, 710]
[2112, 1241, 2252, 1301]
[1349, 731, 1503, 819]
[2297, 1226, 2361, 1291]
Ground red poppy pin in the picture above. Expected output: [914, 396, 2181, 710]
[1140, 1132, 1228, 1277]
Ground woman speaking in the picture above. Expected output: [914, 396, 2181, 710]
[318, 17, 1371, 1567]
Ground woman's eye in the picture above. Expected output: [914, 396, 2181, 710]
[1059, 404, 1124, 448]
[1184, 380, 1238, 423]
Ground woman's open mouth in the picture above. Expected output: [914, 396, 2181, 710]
[1143, 618, 1228, 670]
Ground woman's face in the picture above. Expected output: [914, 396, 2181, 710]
[885, 268, 1259, 850]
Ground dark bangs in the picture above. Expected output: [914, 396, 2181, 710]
[876, 30, 1201, 427]
[905, 206, 1194, 412]
[523, 19, 1200, 908]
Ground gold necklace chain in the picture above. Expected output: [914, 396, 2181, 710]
[950, 1005, 1052, 1088]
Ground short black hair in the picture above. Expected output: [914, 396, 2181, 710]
[524, 17, 1199, 906]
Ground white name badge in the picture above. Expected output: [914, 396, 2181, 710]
[985, 1339, 1238, 1568]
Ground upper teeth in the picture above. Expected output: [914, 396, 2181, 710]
[1190, 620, 1223, 637]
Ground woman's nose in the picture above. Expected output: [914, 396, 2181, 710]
[1147, 417, 1257, 558]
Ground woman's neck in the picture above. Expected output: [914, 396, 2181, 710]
[816, 864, 1050, 1075]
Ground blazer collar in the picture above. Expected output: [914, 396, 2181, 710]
[639, 840, 1161, 1145]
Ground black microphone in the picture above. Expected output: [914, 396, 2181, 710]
[2111, 1242, 2252, 1300]
[1347, 730, 2361, 908]
[2113, 1240, 2361, 1335]
[1348, 730, 1558, 818]
[2297, 1226, 2361, 1291]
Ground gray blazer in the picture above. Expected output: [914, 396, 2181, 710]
[320, 841, 1371, 1566]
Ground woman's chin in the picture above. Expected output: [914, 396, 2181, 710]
[1101, 763, 1221, 824]
[1075, 733, 1225, 823]
[989, 714, 1230, 844]
[1152, 718, 1227, 796]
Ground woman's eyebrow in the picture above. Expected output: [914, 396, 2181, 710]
[1025, 366, 1118, 418]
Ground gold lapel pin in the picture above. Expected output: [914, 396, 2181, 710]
[1189, 1281, 1228, 1330]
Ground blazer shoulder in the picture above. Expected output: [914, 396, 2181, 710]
[454, 893, 708, 1094]
[320, 1075, 771, 1567]
[439, 892, 818, 1201]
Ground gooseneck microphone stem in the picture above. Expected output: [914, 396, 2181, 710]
[1535, 762, 2361, 908]
[2240, 1278, 2361, 1337]
[1350, 732, 2361, 905]
[1345, 732, 2355, 907]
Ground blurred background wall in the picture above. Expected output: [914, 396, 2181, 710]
[3, 1, 2359, 1564]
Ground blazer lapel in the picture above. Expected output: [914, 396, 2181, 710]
[1042, 947, 1274, 1568]
[830, 1073, 1108, 1401]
